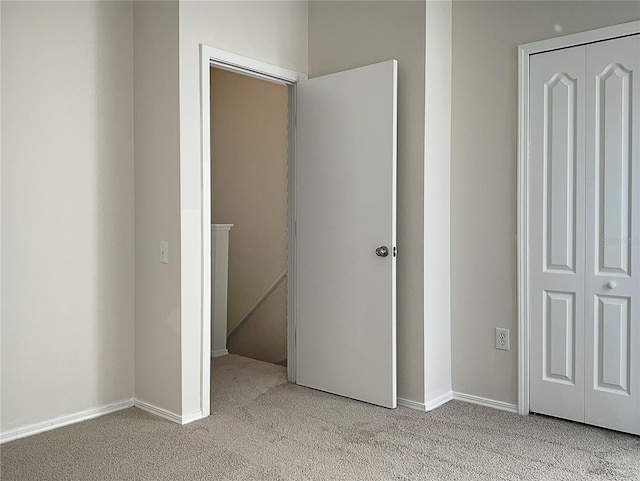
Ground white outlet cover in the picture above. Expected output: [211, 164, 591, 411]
[495, 328, 510, 351]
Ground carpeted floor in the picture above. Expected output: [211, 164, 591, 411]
[1, 354, 639, 480]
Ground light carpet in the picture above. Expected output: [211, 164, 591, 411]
[1, 354, 638, 480]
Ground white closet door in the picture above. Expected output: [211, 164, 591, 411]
[584, 34, 640, 435]
[529, 46, 587, 422]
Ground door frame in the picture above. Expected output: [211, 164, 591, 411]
[200, 45, 307, 416]
[516, 20, 640, 416]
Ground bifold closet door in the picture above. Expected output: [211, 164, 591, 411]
[529, 34, 640, 435]
[584, 34, 640, 435]
[529, 45, 587, 423]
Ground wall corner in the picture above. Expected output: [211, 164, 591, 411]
[423, 0, 453, 405]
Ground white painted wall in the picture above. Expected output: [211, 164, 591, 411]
[451, 1, 640, 405]
[178, 0, 308, 418]
[133, 1, 182, 416]
[1, 1, 134, 432]
[308, 0, 426, 404]
[424, 0, 452, 408]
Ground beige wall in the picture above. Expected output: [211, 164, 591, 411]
[1, 0, 309, 430]
[309, 1, 426, 403]
[6, 0, 631, 434]
[1, 1, 134, 431]
[179, 0, 308, 416]
[133, 1, 182, 415]
[210, 68, 289, 364]
[451, 1, 640, 404]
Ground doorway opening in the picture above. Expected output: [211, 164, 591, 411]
[201, 48, 305, 416]
[200, 46, 398, 416]
[210, 66, 289, 368]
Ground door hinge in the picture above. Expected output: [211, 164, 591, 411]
[393, 246, 397, 257]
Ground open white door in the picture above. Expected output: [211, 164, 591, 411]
[295, 60, 397, 408]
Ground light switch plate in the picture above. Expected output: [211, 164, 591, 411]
[495, 328, 510, 351]
[160, 241, 169, 264]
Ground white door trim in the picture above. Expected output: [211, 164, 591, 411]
[200, 45, 307, 417]
[517, 20, 640, 416]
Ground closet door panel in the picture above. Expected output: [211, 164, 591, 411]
[529, 45, 586, 422]
[585, 34, 640, 435]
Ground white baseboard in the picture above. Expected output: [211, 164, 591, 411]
[452, 392, 519, 414]
[397, 397, 426, 411]
[181, 410, 205, 425]
[424, 390, 453, 411]
[0, 398, 134, 444]
[1, 397, 206, 444]
[133, 399, 182, 424]
[133, 399, 204, 425]
[398, 391, 453, 412]
[211, 349, 228, 358]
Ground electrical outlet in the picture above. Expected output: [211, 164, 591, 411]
[495, 328, 510, 351]
[160, 241, 169, 264]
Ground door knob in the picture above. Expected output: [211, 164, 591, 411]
[607, 281, 617, 289]
[375, 246, 389, 257]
